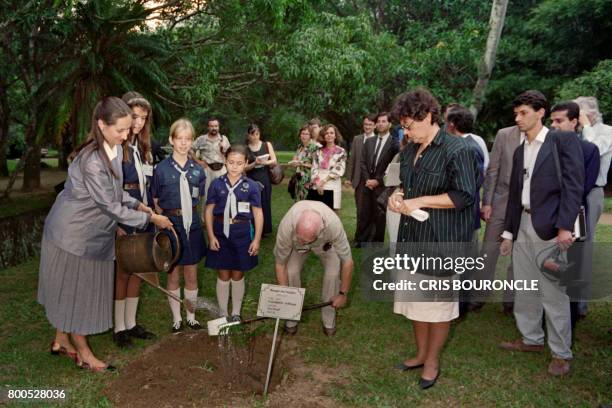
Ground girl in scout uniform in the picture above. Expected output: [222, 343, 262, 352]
[113, 92, 156, 348]
[205, 145, 263, 321]
[151, 119, 207, 333]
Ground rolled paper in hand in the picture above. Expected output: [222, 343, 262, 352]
[410, 209, 429, 222]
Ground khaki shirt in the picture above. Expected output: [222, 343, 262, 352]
[274, 201, 352, 264]
[193, 133, 230, 164]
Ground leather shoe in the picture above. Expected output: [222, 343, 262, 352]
[395, 361, 424, 371]
[284, 325, 298, 335]
[126, 324, 156, 340]
[419, 369, 440, 390]
[322, 326, 336, 337]
[547, 357, 570, 376]
[112, 330, 133, 348]
[502, 302, 514, 316]
[499, 339, 544, 352]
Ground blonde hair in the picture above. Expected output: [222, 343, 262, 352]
[169, 118, 196, 142]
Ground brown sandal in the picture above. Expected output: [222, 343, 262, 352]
[76, 357, 116, 372]
[49, 342, 78, 362]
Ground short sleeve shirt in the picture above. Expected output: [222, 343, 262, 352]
[206, 174, 262, 220]
[192, 134, 230, 164]
[151, 157, 206, 209]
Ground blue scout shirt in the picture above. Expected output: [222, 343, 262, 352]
[151, 156, 206, 217]
[206, 174, 262, 220]
[122, 144, 153, 204]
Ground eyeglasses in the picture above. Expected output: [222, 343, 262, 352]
[401, 119, 415, 132]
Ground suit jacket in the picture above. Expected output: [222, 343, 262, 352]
[482, 126, 521, 220]
[581, 140, 600, 205]
[44, 144, 150, 261]
[347, 134, 368, 186]
[504, 130, 584, 241]
[360, 134, 399, 188]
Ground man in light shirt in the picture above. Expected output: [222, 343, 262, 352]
[499, 90, 584, 377]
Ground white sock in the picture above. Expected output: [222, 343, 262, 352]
[168, 288, 182, 324]
[125, 297, 139, 330]
[216, 278, 230, 317]
[184, 288, 198, 322]
[114, 299, 126, 333]
[231, 278, 245, 316]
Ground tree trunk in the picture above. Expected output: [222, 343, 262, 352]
[0, 81, 9, 177]
[21, 120, 40, 191]
[58, 119, 71, 170]
[470, 0, 509, 120]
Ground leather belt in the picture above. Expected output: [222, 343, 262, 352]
[123, 183, 140, 190]
[214, 215, 250, 224]
[164, 207, 197, 216]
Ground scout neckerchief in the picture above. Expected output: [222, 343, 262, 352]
[223, 175, 243, 238]
[130, 141, 148, 206]
[172, 159, 193, 237]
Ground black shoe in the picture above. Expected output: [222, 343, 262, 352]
[503, 302, 514, 316]
[230, 315, 242, 323]
[186, 319, 202, 330]
[284, 325, 298, 335]
[419, 369, 441, 390]
[395, 362, 424, 371]
[113, 330, 133, 348]
[171, 321, 183, 334]
[126, 324, 156, 340]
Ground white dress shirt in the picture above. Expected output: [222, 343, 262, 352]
[501, 126, 549, 240]
[374, 132, 390, 167]
[582, 122, 612, 187]
[463, 133, 490, 171]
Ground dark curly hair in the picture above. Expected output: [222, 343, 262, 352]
[391, 88, 440, 124]
[512, 90, 548, 116]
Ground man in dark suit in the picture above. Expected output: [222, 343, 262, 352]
[355, 112, 399, 243]
[550, 101, 600, 333]
[346, 114, 376, 244]
[499, 91, 584, 377]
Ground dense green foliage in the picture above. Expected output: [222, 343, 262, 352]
[2, 0, 612, 186]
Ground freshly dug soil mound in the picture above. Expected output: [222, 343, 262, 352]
[104, 329, 343, 407]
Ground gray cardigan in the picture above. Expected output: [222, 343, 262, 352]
[43, 144, 150, 261]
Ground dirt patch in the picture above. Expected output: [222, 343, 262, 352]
[104, 330, 347, 407]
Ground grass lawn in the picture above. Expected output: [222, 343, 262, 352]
[1, 177, 611, 407]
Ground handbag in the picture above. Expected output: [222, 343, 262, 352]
[288, 173, 300, 199]
[264, 142, 284, 185]
[551, 137, 587, 241]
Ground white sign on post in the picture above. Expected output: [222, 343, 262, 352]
[257, 284, 305, 321]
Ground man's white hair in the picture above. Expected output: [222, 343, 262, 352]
[574, 96, 603, 125]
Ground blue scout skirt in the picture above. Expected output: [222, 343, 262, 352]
[167, 215, 206, 265]
[205, 220, 258, 271]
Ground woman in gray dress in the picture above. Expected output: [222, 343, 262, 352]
[38, 97, 172, 372]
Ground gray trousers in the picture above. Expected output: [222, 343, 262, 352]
[202, 166, 227, 219]
[578, 187, 605, 313]
[285, 246, 341, 329]
[513, 212, 572, 360]
[477, 215, 514, 303]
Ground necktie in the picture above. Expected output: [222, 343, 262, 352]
[223, 178, 241, 238]
[371, 136, 384, 173]
[130, 143, 147, 206]
[173, 162, 192, 238]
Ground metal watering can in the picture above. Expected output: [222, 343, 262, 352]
[116, 227, 181, 274]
